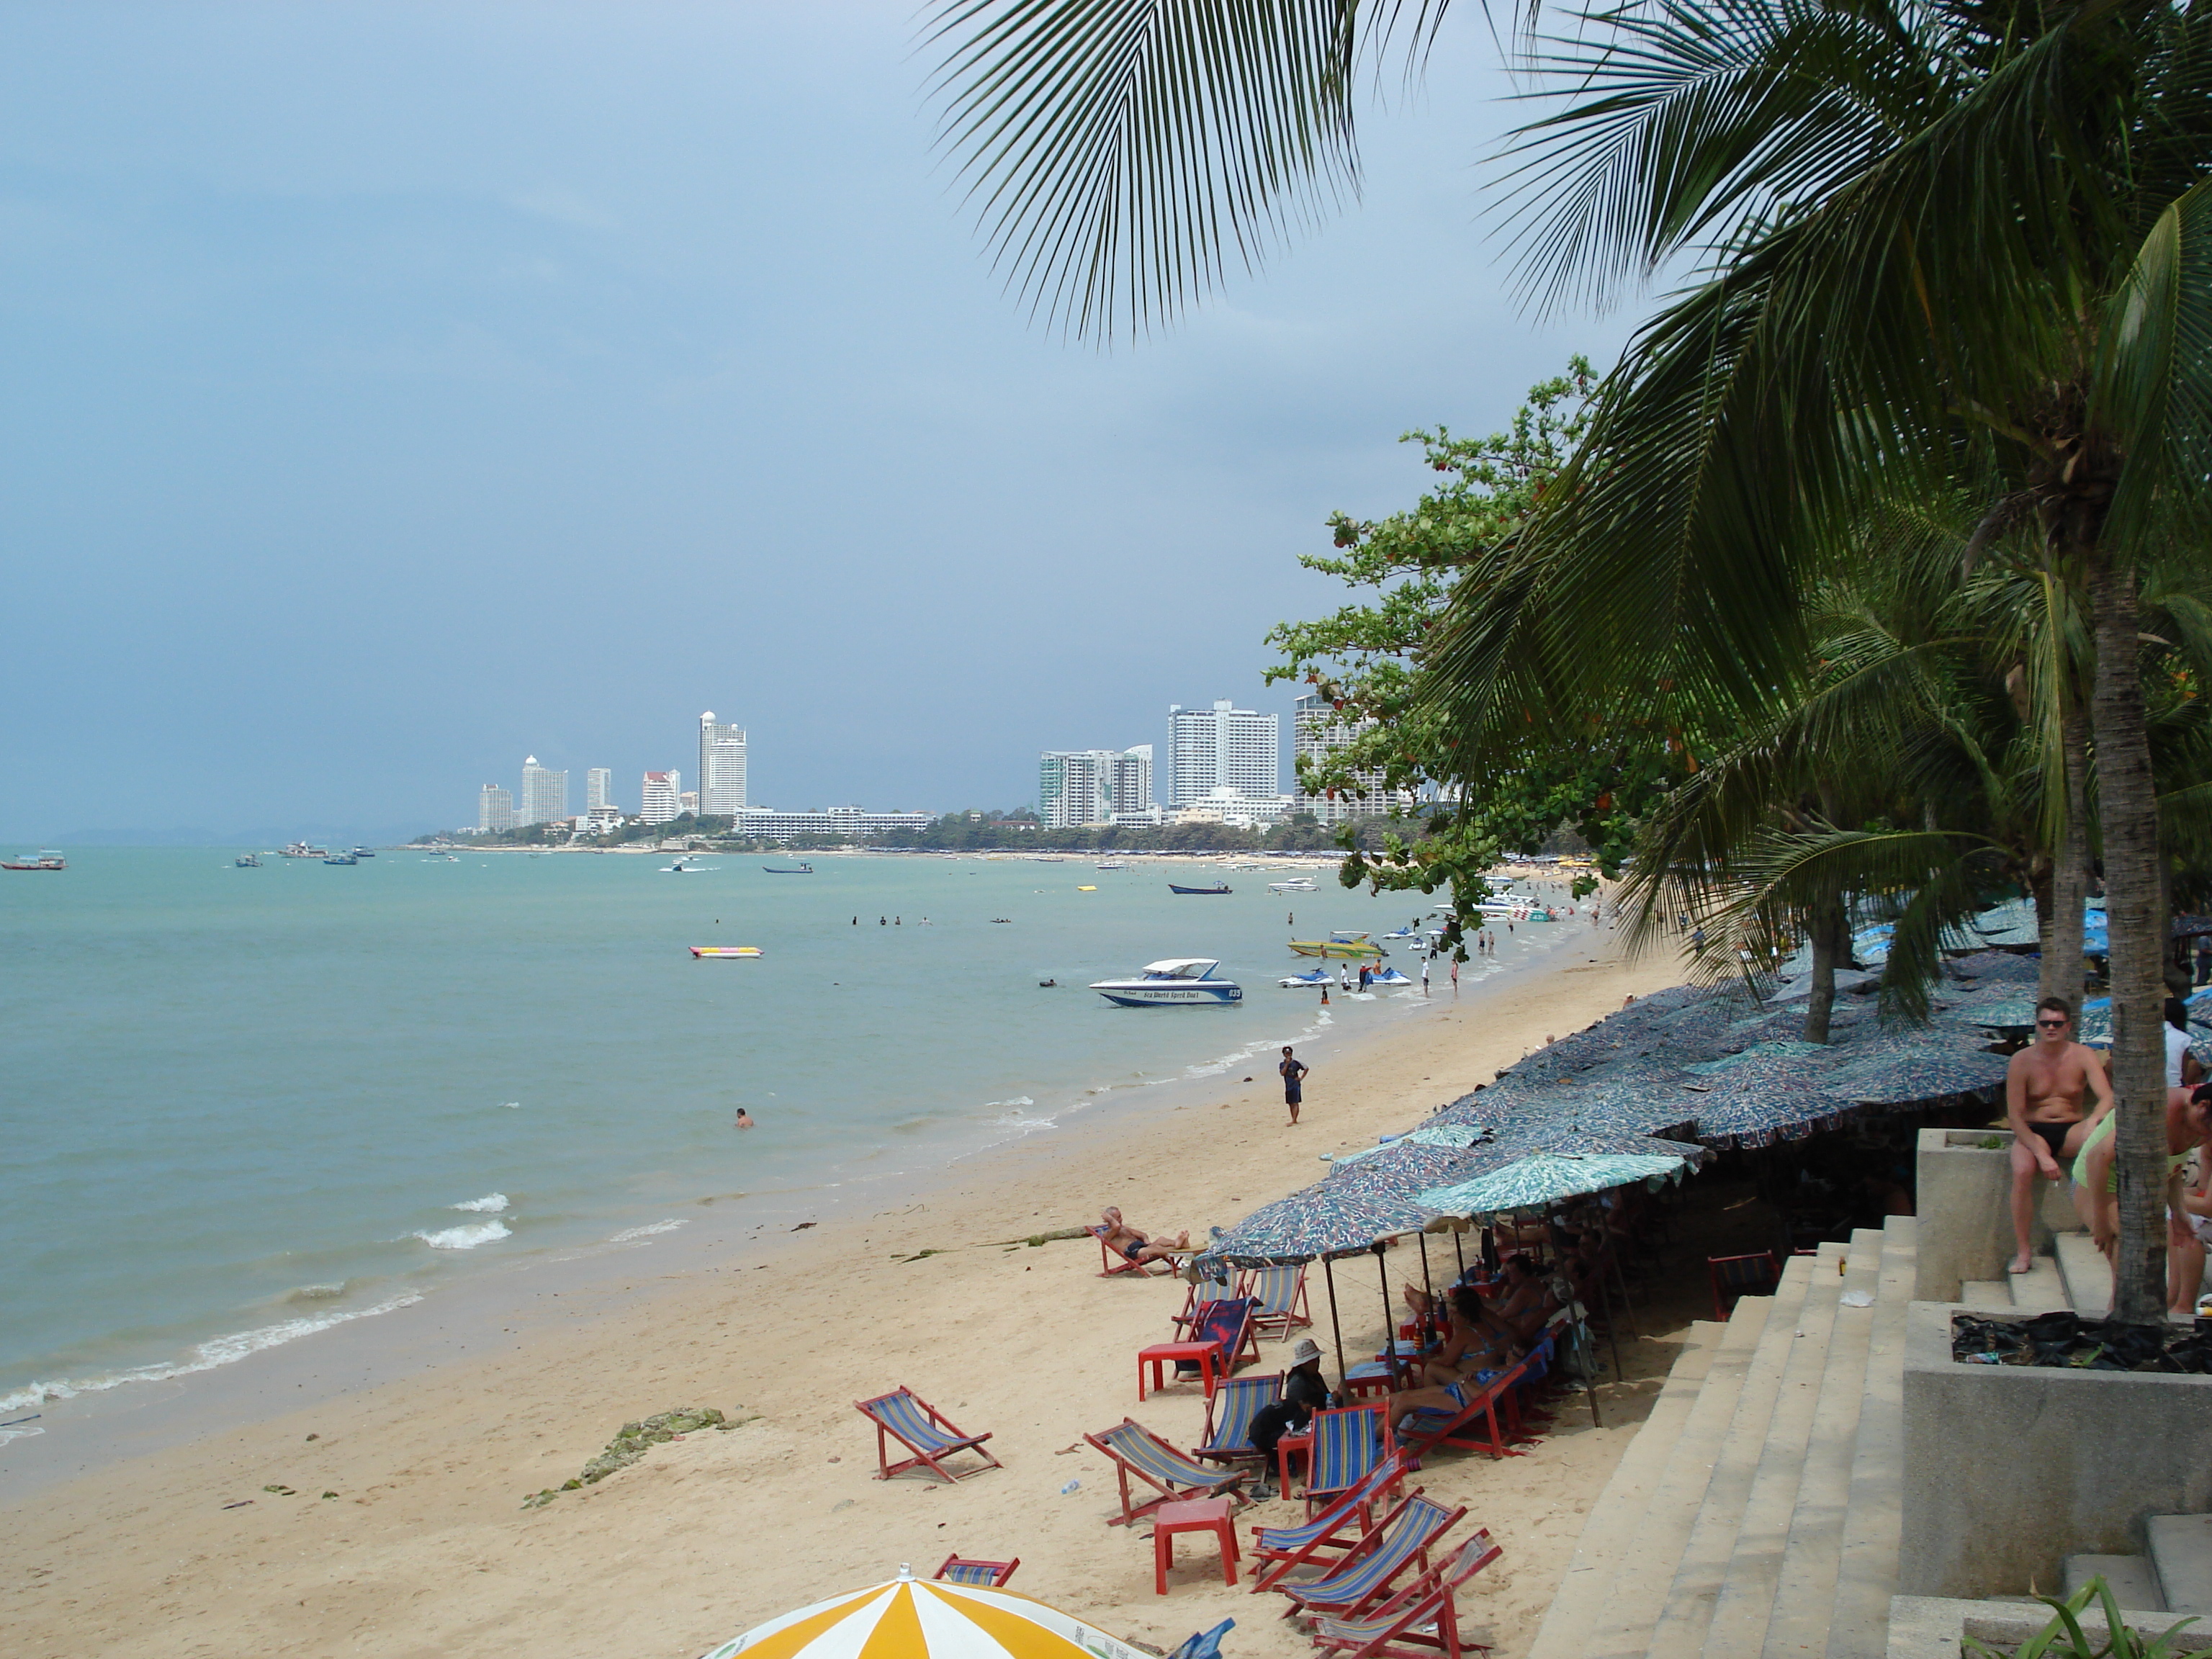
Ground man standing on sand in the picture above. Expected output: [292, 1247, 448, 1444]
[2005, 995, 2113, 1273]
[1280, 1046, 1310, 1126]
[1421, 957, 1431, 996]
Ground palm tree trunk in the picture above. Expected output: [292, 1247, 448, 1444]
[2088, 554, 2168, 1326]
[2040, 702, 2091, 1007]
[1804, 894, 1846, 1043]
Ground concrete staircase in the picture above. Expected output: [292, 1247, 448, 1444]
[2056, 1516, 2212, 1616]
[1527, 1217, 1917, 1659]
[1955, 1228, 2110, 1318]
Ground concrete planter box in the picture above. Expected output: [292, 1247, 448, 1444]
[1914, 1126, 2080, 1301]
[1900, 1300, 2212, 1599]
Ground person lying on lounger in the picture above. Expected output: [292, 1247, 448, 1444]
[1097, 1206, 1191, 1266]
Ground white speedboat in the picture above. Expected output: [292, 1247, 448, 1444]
[1268, 876, 1318, 894]
[1089, 959, 1243, 1007]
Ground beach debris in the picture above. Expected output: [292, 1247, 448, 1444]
[221, 1500, 253, 1509]
[321, 1491, 338, 1499]
[264, 1484, 296, 1496]
[896, 1248, 946, 1262]
[791, 1222, 817, 1231]
[1059, 1479, 1081, 1495]
[832, 1499, 854, 1512]
[521, 1407, 738, 1509]
[1, 1413, 41, 1427]
[304, 1433, 318, 1441]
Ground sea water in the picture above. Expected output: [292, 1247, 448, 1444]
[0, 848, 1579, 1426]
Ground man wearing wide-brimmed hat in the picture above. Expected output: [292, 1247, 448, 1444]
[1246, 1334, 1336, 1498]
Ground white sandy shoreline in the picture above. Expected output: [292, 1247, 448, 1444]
[5, 920, 1685, 1659]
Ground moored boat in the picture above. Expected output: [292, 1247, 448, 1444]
[1167, 882, 1231, 895]
[689, 945, 763, 958]
[1, 849, 67, 871]
[1089, 958, 1242, 1007]
[1287, 937, 1388, 960]
[1267, 877, 1318, 894]
[323, 853, 359, 865]
[279, 842, 328, 858]
[234, 853, 262, 868]
[761, 860, 814, 873]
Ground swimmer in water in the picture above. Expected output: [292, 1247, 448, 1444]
[734, 1109, 755, 1129]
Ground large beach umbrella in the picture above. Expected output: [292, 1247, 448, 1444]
[701, 1567, 1151, 1659]
[1827, 1044, 2008, 1105]
[1196, 1185, 1433, 1380]
[1415, 1148, 1693, 1218]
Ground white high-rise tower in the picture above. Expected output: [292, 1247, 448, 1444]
[1169, 701, 1280, 806]
[698, 713, 747, 819]
[1293, 693, 1416, 824]
[520, 757, 568, 826]
[585, 768, 612, 813]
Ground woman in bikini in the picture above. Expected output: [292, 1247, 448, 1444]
[1388, 1256, 1555, 1432]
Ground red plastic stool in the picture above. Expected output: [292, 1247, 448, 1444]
[1152, 1496, 1239, 1593]
[1137, 1341, 1220, 1401]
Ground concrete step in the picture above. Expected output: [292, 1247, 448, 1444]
[1762, 1232, 1884, 1659]
[1958, 1279, 2015, 1310]
[2149, 1514, 2212, 1615]
[2055, 1231, 2113, 1317]
[2005, 1254, 2072, 1315]
[1825, 1215, 1916, 1659]
[1647, 1251, 1822, 1659]
[2065, 1554, 2165, 1610]
[1524, 1321, 1725, 1659]
[1705, 1240, 1851, 1659]
[1580, 1292, 1779, 1659]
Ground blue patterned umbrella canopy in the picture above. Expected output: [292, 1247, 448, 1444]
[1491, 1125, 1712, 1167]
[1195, 1184, 1434, 1270]
[1826, 1044, 2007, 1104]
[1329, 1123, 1494, 1165]
[1418, 1151, 1691, 1217]
[1936, 997, 2040, 1030]
[1317, 1138, 1496, 1199]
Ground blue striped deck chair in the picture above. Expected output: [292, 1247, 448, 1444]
[1169, 1619, 1235, 1659]
[1178, 1295, 1259, 1380]
[854, 1386, 1001, 1484]
[1086, 1417, 1249, 1526]
[935, 1555, 1020, 1586]
[1174, 1262, 1238, 1335]
[1302, 1403, 1396, 1516]
[1274, 1493, 1465, 1622]
[1248, 1455, 1411, 1592]
[1239, 1264, 1312, 1339]
[1192, 1372, 1282, 1465]
[1308, 1530, 1502, 1659]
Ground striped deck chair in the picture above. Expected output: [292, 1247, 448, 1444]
[1274, 1493, 1466, 1623]
[1085, 1418, 1249, 1526]
[935, 1555, 1020, 1586]
[1178, 1295, 1260, 1380]
[1192, 1372, 1281, 1466]
[1395, 1345, 1549, 1465]
[1092, 1225, 1174, 1277]
[1247, 1455, 1411, 1593]
[1308, 1530, 1503, 1659]
[1174, 1262, 1238, 1335]
[854, 1387, 1001, 1484]
[1239, 1264, 1313, 1339]
[1303, 1403, 1396, 1516]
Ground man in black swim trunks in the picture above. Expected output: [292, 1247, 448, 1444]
[2004, 995, 2113, 1273]
[1280, 1046, 1309, 1126]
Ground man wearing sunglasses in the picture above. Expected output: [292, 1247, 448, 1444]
[2004, 996, 2113, 1274]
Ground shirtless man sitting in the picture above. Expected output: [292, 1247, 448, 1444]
[1095, 1205, 1190, 1267]
[2005, 996, 2113, 1274]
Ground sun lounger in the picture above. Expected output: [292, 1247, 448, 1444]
[935, 1554, 1020, 1586]
[1307, 1531, 1503, 1659]
[1169, 1618, 1236, 1659]
[1087, 1417, 1250, 1525]
[1274, 1493, 1466, 1622]
[1093, 1224, 1174, 1277]
[854, 1387, 1002, 1484]
[1302, 1403, 1396, 1516]
[1180, 1295, 1260, 1379]
[1394, 1343, 1552, 1464]
[1708, 1250, 1779, 1319]
[1192, 1372, 1282, 1465]
[1239, 1264, 1313, 1339]
[1248, 1455, 1411, 1592]
[1174, 1263, 1239, 1334]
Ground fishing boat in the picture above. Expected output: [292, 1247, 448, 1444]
[1267, 877, 1318, 894]
[323, 853, 359, 866]
[279, 842, 328, 859]
[688, 945, 763, 959]
[234, 853, 262, 868]
[761, 860, 814, 874]
[2, 850, 67, 871]
[1089, 958, 1242, 1007]
[1168, 881, 1232, 895]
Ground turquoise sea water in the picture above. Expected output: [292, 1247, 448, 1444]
[0, 848, 1575, 1425]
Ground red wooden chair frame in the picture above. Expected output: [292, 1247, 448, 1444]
[853, 1386, 1001, 1484]
[1707, 1251, 1780, 1320]
[934, 1554, 1020, 1586]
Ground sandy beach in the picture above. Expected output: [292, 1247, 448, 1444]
[5, 926, 1695, 1659]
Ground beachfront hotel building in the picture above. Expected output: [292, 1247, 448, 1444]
[732, 805, 932, 842]
[1039, 745, 1156, 830]
[1293, 691, 1418, 824]
[698, 714, 747, 817]
[639, 770, 682, 825]
[585, 768, 612, 813]
[1169, 701, 1281, 807]
[519, 757, 569, 826]
[477, 784, 516, 834]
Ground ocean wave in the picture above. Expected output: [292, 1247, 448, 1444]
[284, 1282, 349, 1303]
[0, 1422, 44, 1445]
[992, 1110, 1058, 1133]
[0, 1290, 425, 1415]
[450, 1192, 510, 1213]
[607, 1219, 686, 1243]
[411, 1220, 511, 1250]
[983, 1096, 1035, 1109]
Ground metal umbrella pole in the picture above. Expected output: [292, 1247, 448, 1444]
[1416, 1232, 1436, 1346]
[1451, 1227, 1465, 1281]
[1321, 1255, 1349, 1384]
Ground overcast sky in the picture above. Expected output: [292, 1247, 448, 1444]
[0, 1, 1634, 840]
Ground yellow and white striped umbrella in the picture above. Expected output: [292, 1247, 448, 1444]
[702, 1567, 1149, 1659]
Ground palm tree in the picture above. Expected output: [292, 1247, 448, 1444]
[925, 0, 2212, 1322]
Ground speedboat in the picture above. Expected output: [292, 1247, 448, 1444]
[351, 846, 377, 858]
[1089, 959, 1243, 1007]
[279, 842, 328, 858]
[2, 850, 67, 871]
[1277, 967, 1334, 987]
[689, 945, 763, 959]
[662, 858, 714, 873]
[1267, 877, 1318, 894]
[1287, 935, 1387, 960]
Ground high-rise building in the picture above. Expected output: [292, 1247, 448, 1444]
[477, 784, 515, 834]
[1039, 745, 1156, 830]
[680, 790, 699, 815]
[1293, 692, 1418, 824]
[1169, 701, 1281, 806]
[585, 768, 612, 813]
[639, 770, 682, 825]
[519, 757, 568, 826]
[698, 713, 747, 818]
[1113, 745, 1154, 816]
